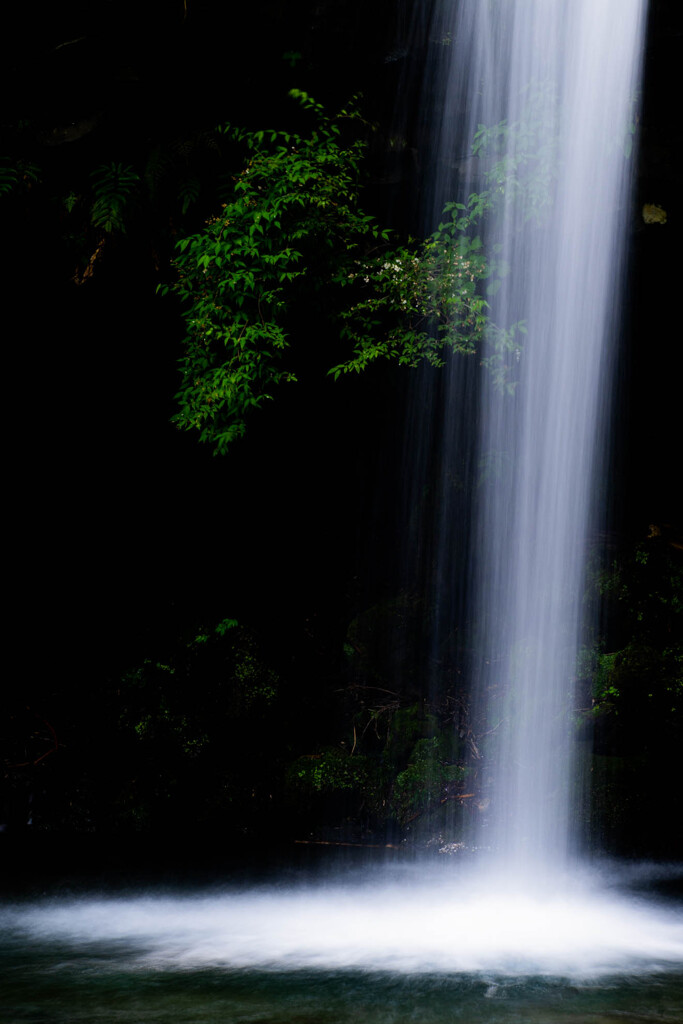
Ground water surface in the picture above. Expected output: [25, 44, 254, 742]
[3, 862, 682, 1023]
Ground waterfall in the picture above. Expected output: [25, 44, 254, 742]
[419, 0, 647, 874]
[4, 7, 683, 1012]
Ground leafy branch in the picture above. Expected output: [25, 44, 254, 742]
[331, 197, 494, 378]
[89, 163, 141, 233]
[164, 92, 508, 454]
[0, 157, 40, 195]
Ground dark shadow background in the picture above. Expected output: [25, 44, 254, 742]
[0, 0, 680, 862]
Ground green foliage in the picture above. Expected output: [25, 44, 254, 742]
[590, 535, 682, 723]
[89, 163, 141, 233]
[0, 133, 221, 288]
[177, 175, 202, 216]
[0, 158, 16, 195]
[598, 537, 682, 633]
[384, 703, 428, 765]
[112, 618, 281, 828]
[0, 157, 40, 195]
[215, 616, 239, 636]
[282, 51, 303, 68]
[164, 92, 498, 454]
[288, 747, 371, 793]
[286, 683, 470, 837]
[586, 536, 682, 852]
[51, 141, 213, 282]
[163, 91, 375, 452]
[392, 735, 466, 826]
[591, 651, 620, 705]
[332, 199, 492, 379]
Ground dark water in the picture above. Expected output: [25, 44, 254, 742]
[3, 948, 683, 1023]
[3, 862, 683, 1024]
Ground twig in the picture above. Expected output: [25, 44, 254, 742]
[5, 716, 58, 769]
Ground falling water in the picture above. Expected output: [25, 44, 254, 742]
[419, 0, 648, 874]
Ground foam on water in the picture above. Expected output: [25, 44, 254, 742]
[4, 867, 683, 978]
